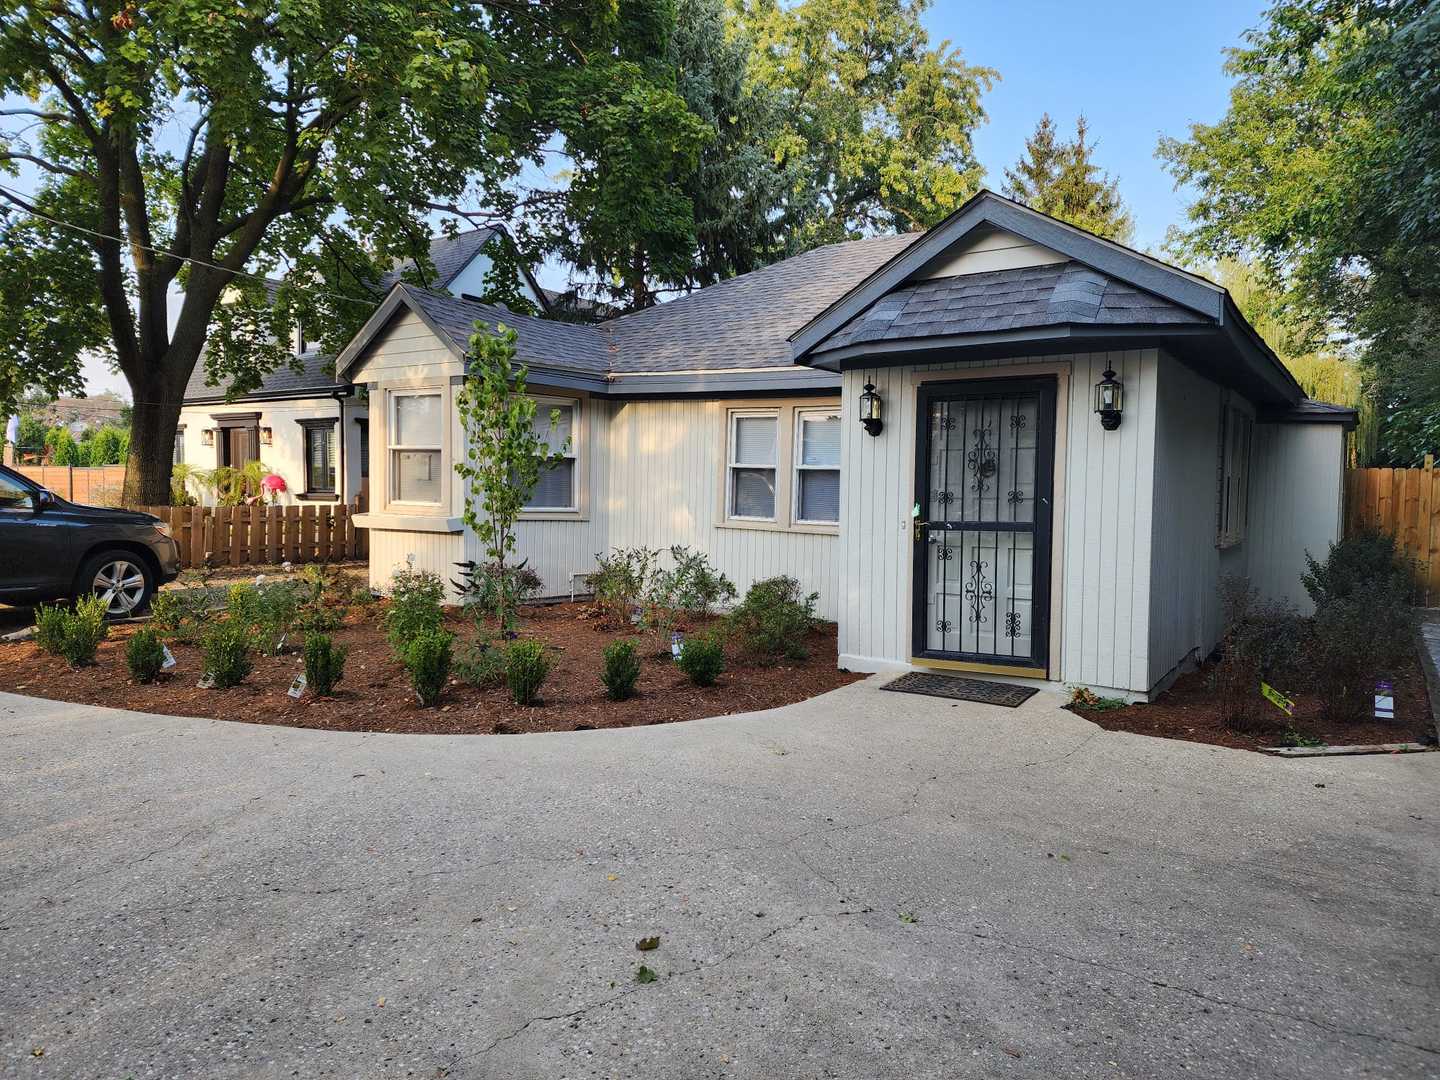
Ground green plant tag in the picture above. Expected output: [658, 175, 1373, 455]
[1260, 681, 1294, 716]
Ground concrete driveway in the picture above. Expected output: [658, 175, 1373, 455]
[2, 681, 1437, 1079]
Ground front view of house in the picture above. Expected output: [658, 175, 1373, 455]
[334, 191, 1353, 700]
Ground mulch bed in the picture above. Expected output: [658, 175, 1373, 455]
[1069, 652, 1436, 752]
[0, 602, 862, 735]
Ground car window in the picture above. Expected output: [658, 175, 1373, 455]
[0, 473, 35, 511]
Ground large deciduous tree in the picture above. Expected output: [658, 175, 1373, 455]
[1157, 0, 1440, 464]
[0, 0, 693, 502]
[1002, 114, 1134, 243]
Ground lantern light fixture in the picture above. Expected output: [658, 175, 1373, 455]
[260, 426, 273, 446]
[1094, 366, 1124, 430]
[859, 382, 884, 437]
[201, 428, 215, 447]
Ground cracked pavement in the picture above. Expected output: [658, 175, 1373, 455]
[1, 680, 1437, 1079]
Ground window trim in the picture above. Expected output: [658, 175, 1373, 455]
[792, 408, 842, 526]
[520, 395, 582, 515]
[1217, 397, 1253, 549]
[296, 417, 339, 498]
[717, 398, 841, 535]
[726, 408, 781, 523]
[385, 386, 447, 511]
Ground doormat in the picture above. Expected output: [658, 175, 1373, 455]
[880, 672, 1038, 709]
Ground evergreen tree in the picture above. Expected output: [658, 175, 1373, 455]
[1003, 115, 1134, 243]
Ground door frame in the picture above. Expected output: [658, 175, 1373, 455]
[910, 375, 1058, 674]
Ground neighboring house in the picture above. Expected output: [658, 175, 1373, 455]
[177, 226, 546, 506]
[332, 190, 1353, 700]
[37, 392, 128, 434]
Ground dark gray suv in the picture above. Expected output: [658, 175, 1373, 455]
[0, 463, 182, 616]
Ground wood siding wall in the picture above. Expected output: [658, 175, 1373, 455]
[837, 350, 1160, 694]
[1249, 422, 1345, 613]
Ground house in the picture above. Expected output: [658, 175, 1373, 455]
[176, 226, 547, 506]
[333, 191, 1354, 700]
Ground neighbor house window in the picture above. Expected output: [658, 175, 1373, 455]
[794, 409, 841, 523]
[1218, 402, 1252, 547]
[173, 425, 185, 465]
[523, 398, 578, 511]
[299, 419, 338, 497]
[728, 411, 778, 520]
[390, 390, 443, 505]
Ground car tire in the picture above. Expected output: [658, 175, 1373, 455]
[76, 549, 156, 618]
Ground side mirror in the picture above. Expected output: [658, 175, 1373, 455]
[33, 489, 54, 513]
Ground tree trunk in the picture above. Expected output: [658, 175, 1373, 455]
[121, 363, 190, 506]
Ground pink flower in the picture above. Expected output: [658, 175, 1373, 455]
[261, 473, 287, 494]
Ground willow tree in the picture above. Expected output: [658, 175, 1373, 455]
[0, 0, 695, 502]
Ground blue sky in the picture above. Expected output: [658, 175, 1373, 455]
[935, 0, 1266, 252]
[78, 0, 1265, 397]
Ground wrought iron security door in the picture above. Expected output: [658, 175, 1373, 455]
[913, 378, 1056, 671]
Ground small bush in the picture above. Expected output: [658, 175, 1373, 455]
[48, 594, 110, 667]
[453, 560, 543, 632]
[126, 628, 167, 683]
[404, 628, 454, 706]
[601, 640, 642, 700]
[644, 546, 736, 642]
[677, 633, 725, 687]
[148, 587, 213, 644]
[294, 565, 354, 633]
[1302, 530, 1416, 608]
[727, 576, 820, 662]
[384, 568, 446, 651]
[1213, 577, 1307, 731]
[506, 639, 552, 706]
[454, 638, 509, 689]
[590, 547, 659, 627]
[202, 621, 253, 688]
[303, 633, 347, 696]
[33, 603, 69, 656]
[1067, 686, 1127, 711]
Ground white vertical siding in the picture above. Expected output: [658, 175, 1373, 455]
[1146, 353, 1224, 688]
[838, 350, 1161, 694]
[1246, 422, 1345, 614]
[368, 528, 467, 601]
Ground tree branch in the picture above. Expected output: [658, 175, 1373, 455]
[0, 153, 94, 182]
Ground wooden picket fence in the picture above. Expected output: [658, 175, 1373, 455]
[1344, 453, 1440, 603]
[130, 499, 369, 570]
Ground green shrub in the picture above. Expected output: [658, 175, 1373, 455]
[506, 639, 552, 705]
[384, 568, 446, 651]
[55, 594, 110, 666]
[601, 640, 642, 700]
[126, 628, 167, 683]
[404, 628, 454, 706]
[33, 603, 69, 656]
[1302, 530, 1416, 607]
[1212, 577, 1307, 731]
[202, 621, 253, 688]
[590, 547, 659, 627]
[453, 560, 543, 632]
[454, 638, 509, 689]
[294, 565, 354, 633]
[303, 633, 347, 696]
[727, 576, 819, 662]
[148, 587, 213, 643]
[645, 546, 737, 639]
[677, 633, 725, 687]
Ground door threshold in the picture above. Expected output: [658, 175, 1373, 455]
[909, 657, 1047, 679]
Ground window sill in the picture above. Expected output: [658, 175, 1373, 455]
[296, 492, 338, 502]
[518, 509, 588, 522]
[715, 519, 838, 536]
[353, 512, 463, 534]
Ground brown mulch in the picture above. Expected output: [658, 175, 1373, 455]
[0, 602, 862, 735]
[1069, 653, 1436, 752]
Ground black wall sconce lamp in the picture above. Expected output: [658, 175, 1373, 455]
[859, 382, 884, 437]
[1094, 366, 1124, 431]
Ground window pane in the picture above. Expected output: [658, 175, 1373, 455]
[800, 414, 841, 467]
[733, 416, 776, 466]
[533, 403, 574, 454]
[798, 469, 840, 522]
[526, 459, 575, 509]
[358, 423, 370, 478]
[394, 394, 441, 447]
[394, 449, 441, 502]
[0, 474, 33, 510]
[307, 427, 336, 492]
[731, 467, 775, 518]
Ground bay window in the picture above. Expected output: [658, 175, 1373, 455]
[390, 390, 443, 505]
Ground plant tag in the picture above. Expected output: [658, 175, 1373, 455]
[276, 634, 287, 653]
[161, 645, 176, 670]
[1259, 681, 1294, 716]
[288, 673, 307, 699]
[671, 631, 684, 659]
[1375, 680, 1395, 720]
[912, 502, 920, 518]
[196, 672, 216, 690]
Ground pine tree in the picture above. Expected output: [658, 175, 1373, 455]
[1003, 115, 1134, 244]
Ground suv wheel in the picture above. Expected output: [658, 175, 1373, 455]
[78, 550, 155, 617]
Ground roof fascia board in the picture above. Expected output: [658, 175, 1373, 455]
[604, 369, 840, 397]
[1219, 294, 1305, 402]
[789, 192, 1225, 359]
[183, 385, 353, 406]
[334, 285, 466, 377]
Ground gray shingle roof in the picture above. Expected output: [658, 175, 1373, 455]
[605, 234, 921, 372]
[812, 261, 1207, 354]
[401, 286, 610, 376]
[183, 349, 340, 402]
[382, 226, 500, 291]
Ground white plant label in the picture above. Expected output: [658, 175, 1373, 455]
[161, 645, 176, 670]
[288, 673, 307, 699]
[671, 631, 684, 659]
[196, 672, 216, 690]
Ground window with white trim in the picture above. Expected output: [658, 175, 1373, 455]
[794, 409, 841, 523]
[1218, 402, 1252, 547]
[523, 398, 578, 511]
[390, 390, 443, 505]
[728, 411, 778, 520]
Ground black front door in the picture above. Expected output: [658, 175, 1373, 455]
[913, 377, 1056, 671]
